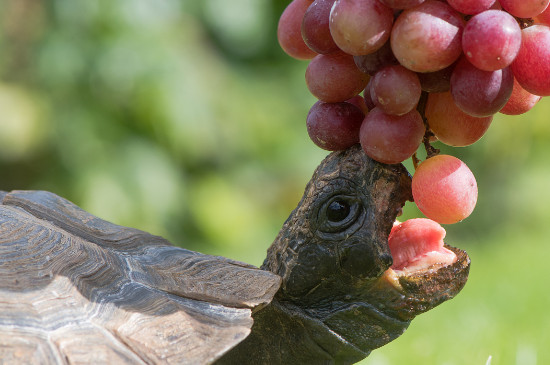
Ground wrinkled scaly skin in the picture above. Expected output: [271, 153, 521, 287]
[219, 145, 470, 364]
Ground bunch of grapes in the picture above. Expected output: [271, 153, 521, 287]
[278, 0, 550, 224]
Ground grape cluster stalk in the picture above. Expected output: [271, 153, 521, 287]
[278, 0, 550, 225]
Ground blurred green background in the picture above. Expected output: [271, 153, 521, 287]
[0, 1, 548, 364]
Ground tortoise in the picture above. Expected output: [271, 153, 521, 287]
[0, 145, 470, 364]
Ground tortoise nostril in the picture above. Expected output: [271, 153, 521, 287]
[381, 253, 393, 269]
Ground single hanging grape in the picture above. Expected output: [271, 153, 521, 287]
[412, 155, 478, 225]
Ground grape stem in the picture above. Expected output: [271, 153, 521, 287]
[413, 92, 440, 170]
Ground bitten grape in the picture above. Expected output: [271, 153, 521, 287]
[412, 155, 478, 224]
[426, 91, 492, 146]
[306, 101, 364, 150]
[278, 0, 317, 60]
[359, 107, 424, 164]
[305, 52, 369, 102]
[390, 1, 464, 72]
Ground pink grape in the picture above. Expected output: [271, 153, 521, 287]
[426, 91, 492, 146]
[388, 218, 456, 271]
[450, 58, 514, 117]
[447, 0, 496, 15]
[499, 0, 550, 18]
[500, 77, 542, 115]
[329, 0, 394, 56]
[359, 107, 424, 164]
[412, 155, 478, 224]
[278, 0, 317, 60]
[305, 52, 370, 102]
[306, 101, 364, 150]
[462, 10, 522, 71]
[390, 1, 464, 73]
[370, 65, 422, 115]
[302, 0, 340, 54]
[511, 25, 550, 96]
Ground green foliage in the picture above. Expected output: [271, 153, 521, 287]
[0, 0, 549, 363]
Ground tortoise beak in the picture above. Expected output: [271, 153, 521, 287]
[369, 244, 470, 322]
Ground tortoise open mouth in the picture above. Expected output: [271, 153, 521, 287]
[371, 218, 471, 322]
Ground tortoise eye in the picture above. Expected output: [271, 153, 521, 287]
[326, 200, 351, 222]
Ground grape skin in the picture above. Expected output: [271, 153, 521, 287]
[426, 91, 492, 147]
[412, 155, 478, 225]
[450, 58, 514, 117]
[353, 40, 399, 76]
[510, 25, 550, 97]
[277, 0, 317, 60]
[305, 52, 370, 102]
[329, 0, 394, 56]
[417, 63, 455, 93]
[447, 0, 495, 15]
[302, 0, 339, 54]
[500, 77, 542, 115]
[498, 0, 550, 19]
[462, 10, 522, 72]
[359, 107, 424, 164]
[390, 0, 465, 73]
[307, 101, 364, 151]
[370, 65, 422, 116]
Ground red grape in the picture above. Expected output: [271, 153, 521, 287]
[278, 0, 317, 60]
[500, 77, 542, 115]
[426, 91, 492, 146]
[306, 101, 364, 150]
[363, 80, 376, 110]
[499, 0, 550, 18]
[412, 155, 478, 224]
[329, 0, 394, 56]
[511, 25, 550, 96]
[370, 65, 422, 115]
[390, 1, 464, 73]
[450, 58, 513, 117]
[305, 52, 370, 102]
[353, 41, 399, 76]
[302, 0, 340, 54]
[447, 0, 496, 15]
[536, 5, 550, 25]
[462, 10, 522, 71]
[359, 107, 424, 164]
[346, 95, 369, 114]
[417, 64, 455, 93]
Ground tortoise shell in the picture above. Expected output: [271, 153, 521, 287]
[0, 190, 280, 364]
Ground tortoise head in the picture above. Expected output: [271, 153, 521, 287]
[262, 145, 470, 354]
